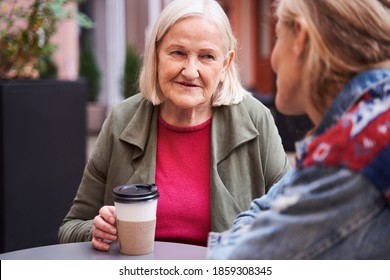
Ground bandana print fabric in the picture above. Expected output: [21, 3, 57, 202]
[299, 81, 390, 205]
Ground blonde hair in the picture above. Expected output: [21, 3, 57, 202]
[139, 0, 250, 106]
[275, 0, 390, 115]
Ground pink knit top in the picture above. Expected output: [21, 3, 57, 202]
[155, 115, 211, 246]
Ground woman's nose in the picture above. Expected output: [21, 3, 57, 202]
[181, 58, 199, 79]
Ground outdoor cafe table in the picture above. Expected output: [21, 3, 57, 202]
[0, 241, 207, 260]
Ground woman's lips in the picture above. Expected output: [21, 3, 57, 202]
[177, 81, 199, 88]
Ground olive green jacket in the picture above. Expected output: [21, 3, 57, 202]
[58, 94, 290, 243]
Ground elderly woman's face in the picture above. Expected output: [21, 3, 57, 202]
[157, 16, 230, 111]
[271, 20, 307, 116]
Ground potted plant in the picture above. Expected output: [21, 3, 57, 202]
[0, 0, 92, 79]
[0, 0, 92, 253]
[79, 37, 107, 134]
[122, 44, 142, 99]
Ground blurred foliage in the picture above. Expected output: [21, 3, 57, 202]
[0, 0, 92, 79]
[123, 44, 141, 99]
[79, 38, 100, 102]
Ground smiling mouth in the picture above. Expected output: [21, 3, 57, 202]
[177, 81, 199, 88]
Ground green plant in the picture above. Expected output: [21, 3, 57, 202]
[79, 39, 100, 102]
[0, 0, 92, 79]
[123, 44, 141, 99]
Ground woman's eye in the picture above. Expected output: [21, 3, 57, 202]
[171, 50, 185, 57]
[202, 54, 215, 60]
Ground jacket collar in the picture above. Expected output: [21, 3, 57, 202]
[316, 68, 390, 136]
[296, 68, 390, 160]
[211, 101, 259, 164]
[119, 99, 159, 159]
[117, 96, 259, 164]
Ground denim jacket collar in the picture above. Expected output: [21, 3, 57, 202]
[296, 68, 390, 161]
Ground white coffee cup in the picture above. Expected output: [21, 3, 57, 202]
[113, 183, 159, 255]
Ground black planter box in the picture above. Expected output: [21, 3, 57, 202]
[0, 79, 87, 253]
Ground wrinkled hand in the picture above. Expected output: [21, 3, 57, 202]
[92, 206, 117, 251]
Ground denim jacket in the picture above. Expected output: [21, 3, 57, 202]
[207, 68, 390, 259]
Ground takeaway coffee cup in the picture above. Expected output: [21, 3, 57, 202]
[112, 183, 160, 255]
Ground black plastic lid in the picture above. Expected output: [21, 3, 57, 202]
[112, 183, 159, 203]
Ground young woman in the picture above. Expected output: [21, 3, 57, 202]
[208, 0, 390, 259]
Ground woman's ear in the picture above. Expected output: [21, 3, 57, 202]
[293, 18, 308, 57]
[220, 50, 235, 83]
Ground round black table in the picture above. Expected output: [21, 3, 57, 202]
[0, 241, 207, 260]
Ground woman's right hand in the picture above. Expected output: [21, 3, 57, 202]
[91, 205, 117, 251]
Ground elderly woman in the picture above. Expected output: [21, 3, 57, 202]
[58, 0, 290, 251]
[207, 0, 390, 259]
